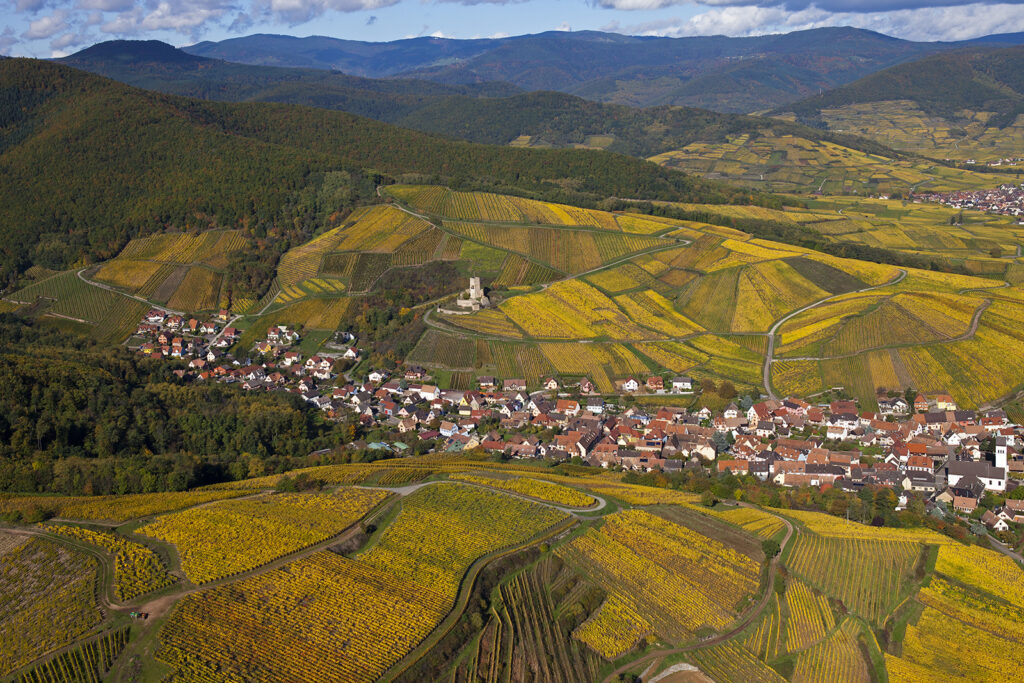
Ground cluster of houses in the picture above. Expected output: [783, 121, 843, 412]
[916, 183, 1024, 220]
[129, 318, 1022, 536]
[132, 308, 366, 402]
[329, 378, 1021, 536]
[708, 393, 1022, 533]
[133, 308, 239, 359]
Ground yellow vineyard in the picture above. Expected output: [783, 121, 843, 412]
[137, 489, 389, 584]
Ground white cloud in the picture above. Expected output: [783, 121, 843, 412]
[603, 2, 1024, 40]
[98, 1, 240, 37]
[0, 27, 18, 54]
[23, 9, 69, 39]
[253, 0, 401, 25]
[15, 0, 49, 12]
[50, 31, 90, 50]
[592, 0, 1024, 11]
[101, 8, 143, 34]
[140, 2, 226, 31]
[555, 21, 572, 30]
[77, 0, 135, 11]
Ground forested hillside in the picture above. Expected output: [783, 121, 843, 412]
[0, 317, 351, 495]
[0, 58, 757, 289]
[778, 45, 1024, 127]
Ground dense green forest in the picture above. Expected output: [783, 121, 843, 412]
[0, 316, 364, 496]
[0, 58, 759, 290]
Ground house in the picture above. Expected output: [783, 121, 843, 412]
[906, 455, 933, 472]
[717, 459, 749, 475]
[935, 394, 957, 411]
[368, 370, 388, 383]
[953, 496, 978, 514]
[914, 394, 929, 412]
[621, 378, 640, 393]
[503, 378, 527, 392]
[671, 376, 693, 393]
[877, 397, 909, 415]
[222, 327, 239, 340]
[478, 376, 496, 390]
[901, 474, 936, 494]
[404, 366, 427, 381]
[543, 377, 560, 391]
[586, 397, 605, 415]
[418, 385, 440, 402]
[998, 499, 1024, 523]
[947, 460, 1006, 492]
[646, 376, 664, 393]
[343, 347, 359, 360]
[981, 509, 1010, 532]
[579, 378, 597, 394]
[305, 356, 333, 374]
[556, 399, 581, 417]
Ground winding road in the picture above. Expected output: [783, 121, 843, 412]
[778, 299, 991, 363]
[762, 268, 907, 399]
[76, 267, 185, 316]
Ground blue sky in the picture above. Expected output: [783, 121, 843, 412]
[3, 0, 1024, 59]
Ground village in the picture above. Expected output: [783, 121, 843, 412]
[915, 182, 1024, 220]
[125, 306, 1023, 548]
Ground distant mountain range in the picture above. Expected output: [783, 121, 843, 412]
[182, 28, 1024, 113]
[58, 39, 900, 161]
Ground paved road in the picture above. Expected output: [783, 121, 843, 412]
[763, 269, 907, 399]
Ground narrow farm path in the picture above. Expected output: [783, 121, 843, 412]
[600, 505, 795, 683]
[778, 299, 991, 363]
[9, 475, 606, 679]
[763, 268, 907, 399]
[75, 267, 185, 316]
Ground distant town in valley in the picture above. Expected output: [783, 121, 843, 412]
[916, 183, 1024, 221]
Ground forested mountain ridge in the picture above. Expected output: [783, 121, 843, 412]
[777, 45, 1024, 127]
[59, 40, 902, 161]
[0, 58, 759, 290]
[183, 27, 1024, 112]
